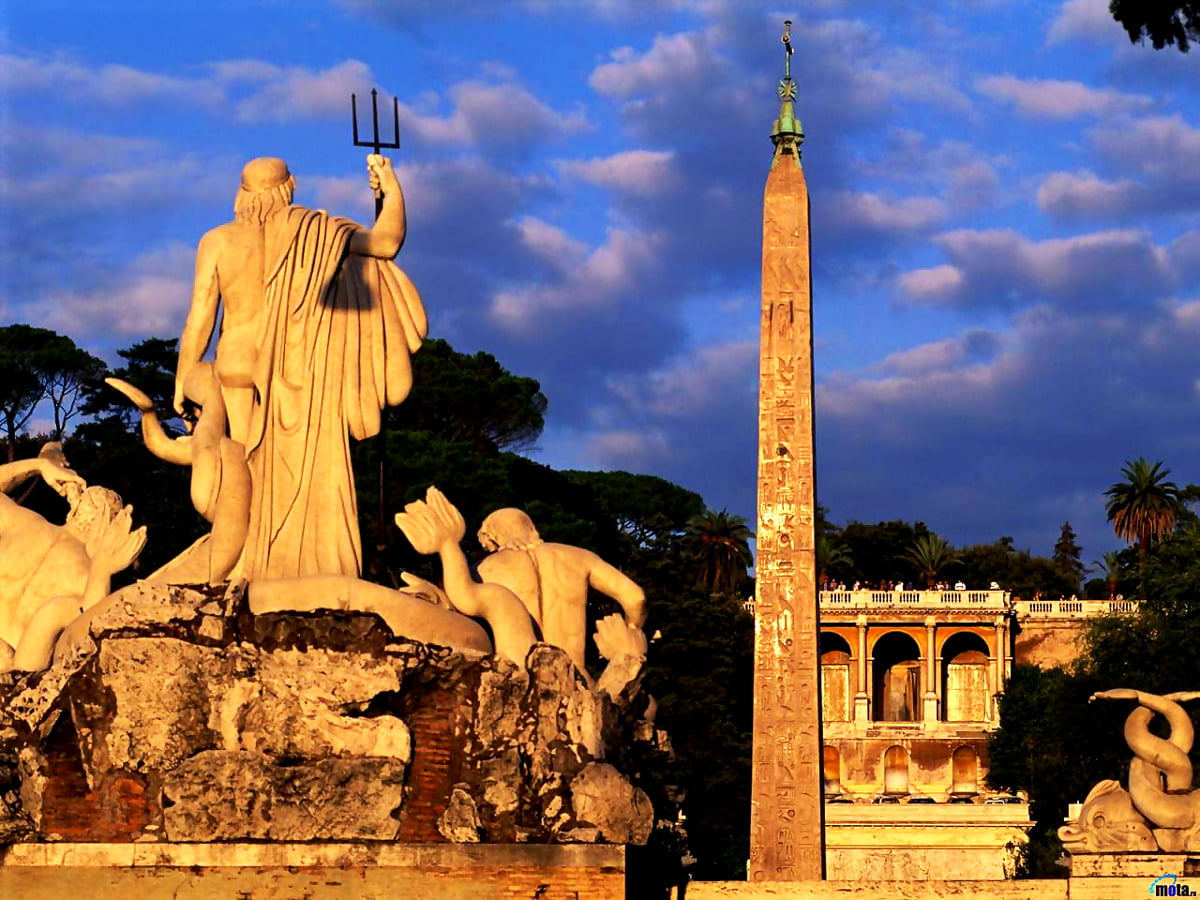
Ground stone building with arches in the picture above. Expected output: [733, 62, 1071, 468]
[816, 587, 1032, 880]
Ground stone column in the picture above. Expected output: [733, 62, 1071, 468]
[988, 617, 1003, 722]
[749, 62, 824, 881]
[923, 615, 939, 724]
[991, 616, 1006, 721]
[854, 614, 869, 723]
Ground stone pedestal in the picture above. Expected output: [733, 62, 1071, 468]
[1069, 852, 1200, 900]
[0, 842, 624, 899]
[922, 691, 939, 723]
[853, 693, 870, 723]
[824, 802, 1032, 881]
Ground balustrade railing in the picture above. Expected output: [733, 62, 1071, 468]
[817, 589, 1009, 610]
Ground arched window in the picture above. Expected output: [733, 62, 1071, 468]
[883, 745, 909, 795]
[820, 632, 853, 722]
[952, 746, 979, 795]
[941, 632, 991, 722]
[873, 632, 921, 721]
[823, 745, 842, 796]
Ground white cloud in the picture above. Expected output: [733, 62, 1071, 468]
[896, 265, 965, 305]
[585, 429, 672, 468]
[581, 337, 758, 482]
[1046, 0, 1122, 45]
[514, 216, 589, 269]
[1037, 171, 1140, 219]
[607, 340, 757, 417]
[26, 243, 195, 339]
[897, 228, 1175, 309]
[828, 191, 949, 236]
[977, 74, 1151, 119]
[489, 227, 664, 330]
[229, 59, 376, 123]
[555, 150, 677, 196]
[590, 32, 708, 99]
[0, 123, 225, 218]
[1091, 115, 1200, 183]
[400, 80, 590, 149]
[0, 52, 224, 109]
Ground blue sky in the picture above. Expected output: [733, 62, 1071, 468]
[2, 0, 1198, 565]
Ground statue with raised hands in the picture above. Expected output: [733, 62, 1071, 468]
[106, 363, 250, 584]
[394, 486, 536, 666]
[476, 507, 647, 677]
[175, 153, 426, 582]
[0, 445, 145, 673]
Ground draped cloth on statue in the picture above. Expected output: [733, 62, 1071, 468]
[241, 206, 426, 580]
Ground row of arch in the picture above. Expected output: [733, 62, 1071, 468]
[823, 745, 980, 796]
[821, 630, 991, 722]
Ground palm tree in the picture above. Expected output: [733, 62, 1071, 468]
[817, 535, 853, 585]
[899, 533, 961, 588]
[1090, 551, 1125, 600]
[684, 509, 754, 595]
[1104, 458, 1184, 599]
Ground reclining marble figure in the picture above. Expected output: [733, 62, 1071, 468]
[0, 446, 146, 672]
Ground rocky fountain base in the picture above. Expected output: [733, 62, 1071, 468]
[0, 581, 661, 899]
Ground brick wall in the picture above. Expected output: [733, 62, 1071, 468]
[394, 679, 465, 841]
[35, 712, 159, 842]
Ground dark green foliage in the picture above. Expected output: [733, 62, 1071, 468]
[817, 534, 853, 582]
[1052, 522, 1085, 591]
[564, 469, 704, 550]
[682, 509, 755, 595]
[987, 664, 1130, 877]
[899, 533, 961, 588]
[1110, 0, 1200, 51]
[1106, 458, 1187, 601]
[78, 337, 182, 431]
[836, 519, 929, 584]
[0, 325, 105, 459]
[391, 338, 547, 453]
[958, 538, 1079, 599]
[634, 545, 754, 881]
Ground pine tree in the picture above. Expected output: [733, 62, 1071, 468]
[1052, 521, 1085, 591]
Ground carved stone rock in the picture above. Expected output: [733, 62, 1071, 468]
[163, 750, 407, 841]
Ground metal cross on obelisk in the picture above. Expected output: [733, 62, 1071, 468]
[352, 88, 401, 219]
[351, 87, 402, 567]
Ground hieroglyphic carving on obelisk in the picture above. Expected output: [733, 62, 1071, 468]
[748, 20, 825, 882]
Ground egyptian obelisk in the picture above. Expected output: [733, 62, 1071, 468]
[747, 21, 825, 882]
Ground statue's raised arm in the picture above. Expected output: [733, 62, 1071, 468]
[349, 154, 407, 259]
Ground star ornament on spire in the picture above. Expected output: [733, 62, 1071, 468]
[778, 78, 797, 101]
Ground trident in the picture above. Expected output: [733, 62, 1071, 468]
[351, 88, 400, 219]
[351, 87, 402, 566]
